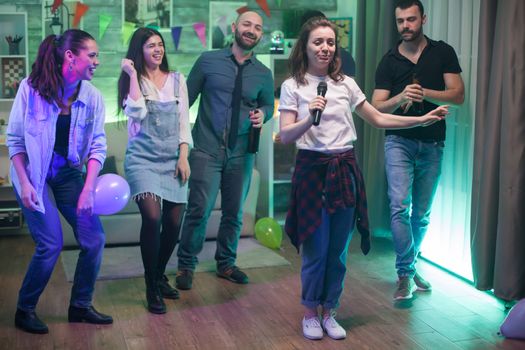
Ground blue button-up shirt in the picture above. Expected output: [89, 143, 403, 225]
[187, 47, 274, 156]
[6, 78, 107, 213]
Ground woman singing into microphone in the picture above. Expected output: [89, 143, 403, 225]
[278, 17, 448, 341]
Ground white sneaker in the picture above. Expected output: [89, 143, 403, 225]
[302, 316, 323, 340]
[322, 314, 347, 340]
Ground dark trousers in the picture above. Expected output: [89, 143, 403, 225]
[177, 148, 254, 271]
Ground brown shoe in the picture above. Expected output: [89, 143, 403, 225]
[394, 276, 417, 300]
[217, 266, 249, 284]
[413, 272, 432, 291]
[175, 269, 194, 290]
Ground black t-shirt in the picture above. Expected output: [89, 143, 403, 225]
[340, 49, 356, 77]
[375, 36, 462, 141]
[54, 114, 71, 157]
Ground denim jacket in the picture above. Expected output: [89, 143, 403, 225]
[6, 78, 107, 213]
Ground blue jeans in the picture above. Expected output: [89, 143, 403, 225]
[384, 135, 444, 278]
[301, 207, 355, 309]
[177, 148, 254, 271]
[16, 153, 105, 311]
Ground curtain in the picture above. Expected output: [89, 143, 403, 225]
[355, 0, 397, 237]
[470, 0, 525, 301]
[417, 0, 480, 280]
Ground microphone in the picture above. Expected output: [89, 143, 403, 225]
[313, 81, 327, 126]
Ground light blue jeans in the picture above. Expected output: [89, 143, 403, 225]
[384, 135, 444, 278]
[16, 153, 105, 311]
[301, 207, 355, 309]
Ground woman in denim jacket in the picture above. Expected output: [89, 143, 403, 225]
[7, 29, 112, 334]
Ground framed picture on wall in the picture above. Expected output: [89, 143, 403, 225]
[209, 1, 247, 50]
[329, 17, 353, 53]
[123, 0, 172, 28]
[0, 57, 25, 99]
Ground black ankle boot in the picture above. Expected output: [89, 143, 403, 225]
[68, 305, 113, 324]
[158, 275, 180, 299]
[145, 274, 166, 314]
[15, 308, 49, 334]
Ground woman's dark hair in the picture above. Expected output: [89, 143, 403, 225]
[29, 29, 95, 107]
[288, 17, 343, 86]
[117, 27, 170, 115]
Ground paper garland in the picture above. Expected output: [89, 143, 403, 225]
[73, 2, 89, 28]
[51, 0, 62, 13]
[216, 15, 228, 37]
[116, 22, 208, 50]
[256, 0, 271, 17]
[171, 26, 182, 50]
[122, 21, 136, 46]
[193, 22, 206, 48]
[99, 14, 112, 40]
[236, 6, 249, 15]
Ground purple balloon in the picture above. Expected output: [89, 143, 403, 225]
[93, 174, 131, 215]
[500, 298, 525, 339]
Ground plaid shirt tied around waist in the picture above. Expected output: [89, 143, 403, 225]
[285, 148, 370, 251]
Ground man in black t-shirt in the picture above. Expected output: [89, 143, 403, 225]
[372, 0, 464, 301]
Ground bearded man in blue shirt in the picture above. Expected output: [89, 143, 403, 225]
[176, 11, 274, 289]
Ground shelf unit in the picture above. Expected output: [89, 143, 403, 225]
[0, 12, 27, 224]
[256, 54, 296, 221]
[0, 12, 28, 102]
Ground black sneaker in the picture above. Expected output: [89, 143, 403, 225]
[217, 266, 249, 284]
[175, 269, 194, 290]
[15, 309, 49, 334]
[158, 275, 180, 299]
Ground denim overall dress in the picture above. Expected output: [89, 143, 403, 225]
[124, 73, 188, 203]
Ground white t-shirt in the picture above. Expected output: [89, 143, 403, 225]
[278, 72, 366, 153]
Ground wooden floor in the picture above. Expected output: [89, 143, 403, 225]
[0, 232, 522, 350]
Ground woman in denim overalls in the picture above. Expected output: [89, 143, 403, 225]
[118, 28, 192, 314]
[7, 29, 113, 334]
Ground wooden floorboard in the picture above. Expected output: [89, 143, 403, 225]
[0, 232, 521, 350]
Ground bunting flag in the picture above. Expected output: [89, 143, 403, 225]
[217, 15, 228, 37]
[171, 26, 182, 50]
[72, 2, 89, 28]
[256, 0, 271, 17]
[122, 21, 136, 46]
[193, 22, 206, 48]
[236, 6, 249, 15]
[51, 0, 63, 13]
[146, 24, 160, 31]
[98, 14, 112, 40]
